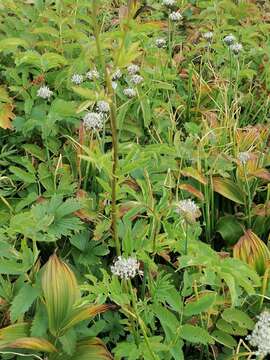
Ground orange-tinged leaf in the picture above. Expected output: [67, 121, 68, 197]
[181, 167, 207, 185]
[71, 338, 113, 360]
[179, 183, 204, 200]
[0, 323, 29, 344]
[42, 254, 80, 336]
[233, 230, 270, 275]
[0, 337, 57, 353]
[212, 177, 245, 204]
[250, 168, 270, 181]
[0, 103, 15, 129]
[62, 304, 115, 333]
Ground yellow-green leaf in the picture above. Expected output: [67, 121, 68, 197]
[62, 304, 114, 333]
[0, 337, 57, 353]
[213, 177, 245, 204]
[181, 167, 207, 185]
[42, 254, 80, 336]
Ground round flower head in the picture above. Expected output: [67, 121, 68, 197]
[175, 199, 200, 223]
[224, 34, 236, 45]
[203, 31, 213, 41]
[162, 0, 176, 7]
[130, 74, 144, 85]
[127, 64, 140, 75]
[86, 69, 99, 81]
[112, 68, 122, 81]
[111, 256, 142, 280]
[37, 86, 53, 100]
[155, 38, 167, 49]
[238, 151, 251, 164]
[230, 43, 243, 54]
[246, 310, 270, 358]
[123, 88, 136, 98]
[169, 12, 183, 22]
[83, 112, 104, 130]
[71, 74, 84, 85]
[97, 100, 110, 113]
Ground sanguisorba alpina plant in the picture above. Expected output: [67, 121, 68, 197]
[233, 230, 270, 276]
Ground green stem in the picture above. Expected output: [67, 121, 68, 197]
[105, 68, 121, 256]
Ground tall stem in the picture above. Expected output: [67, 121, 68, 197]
[105, 68, 121, 256]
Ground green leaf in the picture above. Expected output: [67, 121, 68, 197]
[10, 166, 36, 183]
[211, 330, 237, 349]
[222, 308, 254, 330]
[184, 292, 216, 316]
[10, 284, 40, 323]
[216, 216, 244, 246]
[179, 324, 214, 345]
[213, 177, 245, 204]
[59, 328, 77, 355]
[23, 144, 46, 161]
[0, 38, 29, 52]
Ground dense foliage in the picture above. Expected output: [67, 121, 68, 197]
[0, 0, 270, 359]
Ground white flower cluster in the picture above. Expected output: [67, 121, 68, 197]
[130, 74, 144, 85]
[71, 73, 84, 85]
[224, 34, 236, 45]
[83, 112, 104, 130]
[175, 199, 200, 222]
[238, 151, 251, 164]
[97, 100, 110, 113]
[162, 0, 176, 7]
[156, 38, 167, 48]
[112, 68, 122, 81]
[230, 42, 243, 54]
[169, 11, 183, 21]
[37, 86, 53, 100]
[111, 256, 142, 280]
[127, 64, 140, 75]
[123, 87, 137, 98]
[203, 31, 213, 41]
[247, 310, 270, 358]
[223, 34, 243, 54]
[86, 69, 99, 81]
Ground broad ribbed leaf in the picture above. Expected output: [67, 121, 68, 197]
[70, 338, 113, 360]
[213, 177, 245, 204]
[0, 323, 29, 345]
[42, 254, 80, 336]
[61, 304, 114, 333]
[0, 337, 57, 352]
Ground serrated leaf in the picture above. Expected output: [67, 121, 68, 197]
[10, 166, 36, 183]
[10, 284, 40, 323]
[211, 330, 237, 348]
[184, 292, 216, 316]
[59, 328, 77, 355]
[222, 308, 254, 330]
[179, 324, 214, 345]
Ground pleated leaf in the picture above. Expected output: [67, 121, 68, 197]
[41, 254, 80, 336]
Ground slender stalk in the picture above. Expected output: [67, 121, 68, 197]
[92, 1, 105, 71]
[184, 220, 188, 255]
[105, 68, 121, 256]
